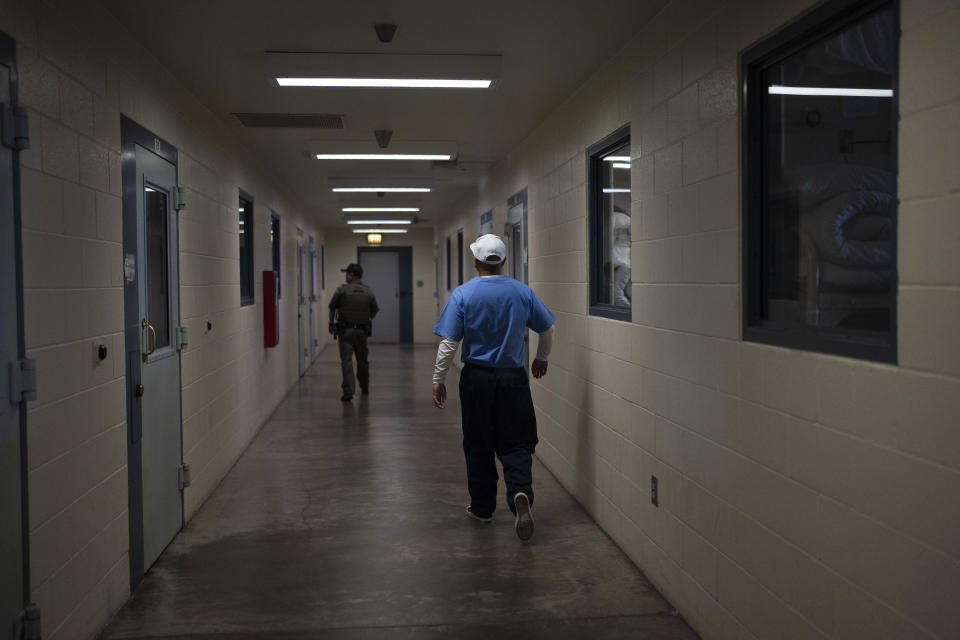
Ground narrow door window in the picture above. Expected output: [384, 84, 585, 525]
[145, 185, 170, 348]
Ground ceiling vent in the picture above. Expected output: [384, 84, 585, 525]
[233, 113, 344, 129]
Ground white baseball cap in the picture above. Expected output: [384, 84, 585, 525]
[470, 234, 506, 264]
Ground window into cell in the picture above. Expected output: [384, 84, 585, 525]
[239, 192, 254, 306]
[145, 184, 170, 348]
[742, 0, 898, 362]
[588, 125, 632, 321]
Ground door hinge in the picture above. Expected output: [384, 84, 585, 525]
[178, 464, 191, 490]
[174, 186, 187, 211]
[13, 603, 41, 640]
[9, 359, 37, 405]
[1, 103, 29, 150]
[175, 326, 188, 351]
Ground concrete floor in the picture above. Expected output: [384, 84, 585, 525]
[101, 345, 699, 640]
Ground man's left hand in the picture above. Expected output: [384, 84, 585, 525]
[433, 383, 447, 409]
[328, 322, 336, 335]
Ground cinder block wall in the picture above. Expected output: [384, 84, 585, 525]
[437, 0, 960, 638]
[2, 1, 325, 638]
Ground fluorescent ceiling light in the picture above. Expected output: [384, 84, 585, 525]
[768, 85, 894, 97]
[603, 156, 630, 162]
[603, 188, 631, 193]
[316, 153, 451, 161]
[332, 187, 431, 193]
[278, 77, 492, 89]
[612, 163, 631, 170]
[342, 207, 419, 212]
[352, 228, 408, 234]
[346, 220, 412, 225]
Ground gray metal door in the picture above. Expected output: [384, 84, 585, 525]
[309, 237, 316, 360]
[296, 229, 308, 375]
[1, 30, 29, 635]
[507, 189, 529, 365]
[135, 145, 183, 570]
[510, 223, 523, 282]
[360, 251, 400, 343]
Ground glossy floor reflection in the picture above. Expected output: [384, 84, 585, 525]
[101, 344, 699, 639]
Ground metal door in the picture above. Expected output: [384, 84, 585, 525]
[122, 117, 184, 585]
[134, 145, 183, 570]
[296, 229, 308, 375]
[1, 29, 32, 635]
[308, 236, 316, 360]
[507, 189, 529, 365]
[510, 223, 523, 281]
[360, 251, 400, 343]
[507, 192, 528, 284]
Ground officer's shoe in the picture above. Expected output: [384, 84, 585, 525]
[340, 394, 352, 402]
[514, 492, 534, 541]
[361, 387, 369, 396]
[465, 506, 492, 523]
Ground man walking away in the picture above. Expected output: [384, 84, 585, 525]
[432, 234, 555, 541]
[329, 263, 379, 402]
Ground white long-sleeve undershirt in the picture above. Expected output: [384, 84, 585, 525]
[433, 325, 555, 384]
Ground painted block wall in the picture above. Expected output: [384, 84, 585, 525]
[437, 1, 960, 638]
[1, 1, 324, 638]
[325, 228, 439, 344]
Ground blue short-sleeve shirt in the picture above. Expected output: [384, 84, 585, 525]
[434, 276, 555, 368]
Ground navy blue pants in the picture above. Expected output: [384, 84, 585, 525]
[458, 363, 538, 517]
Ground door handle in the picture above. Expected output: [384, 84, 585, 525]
[142, 319, 157, 359]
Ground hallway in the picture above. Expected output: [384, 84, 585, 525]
[100, 345, 699, 639]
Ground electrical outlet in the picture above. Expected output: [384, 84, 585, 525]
[651, 475, 659, 507]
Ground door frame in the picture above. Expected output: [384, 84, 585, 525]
[120, 116, 183, 589]
[357, 246, 413, 343]
[1, 27, 33, 631]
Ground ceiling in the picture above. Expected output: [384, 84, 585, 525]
[100, 0, 667, 229]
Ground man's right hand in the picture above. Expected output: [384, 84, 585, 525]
[531, 359, 548, 379]
[328, 322, 336, 335]
[433, 383, 447, 409]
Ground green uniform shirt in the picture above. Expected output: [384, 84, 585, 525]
[329, 280, 379, 324]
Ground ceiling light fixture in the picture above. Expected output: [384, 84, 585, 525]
[316, 153, 451, 161]
[603, 188, 631, 193]
[603, 156, 631, 162]
[342, 207, 419, 212]
[768, 85, 894, 97]
[346, 220, 412, 225]
[332, 187, 431, 193]
[352, 228, 408, 234]
[278, 77, 492, 89]
[612, 163, 631, 170]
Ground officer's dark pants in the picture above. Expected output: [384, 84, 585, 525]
[458, 363, 538, 517]
[338, 327, 369, 398]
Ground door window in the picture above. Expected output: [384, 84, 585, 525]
[145, 185, 170, 349]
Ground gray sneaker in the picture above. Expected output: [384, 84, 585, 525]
[514, 492, 534, 541]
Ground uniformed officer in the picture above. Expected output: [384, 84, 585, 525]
[328, 263, 379, 402]
[432, 234, 555, 541]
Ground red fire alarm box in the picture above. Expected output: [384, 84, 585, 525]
[263, 271, 279, 348]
